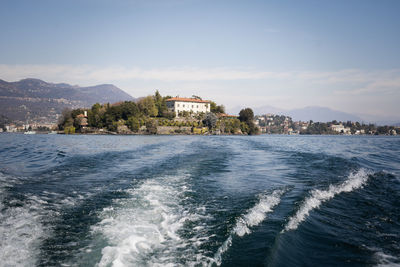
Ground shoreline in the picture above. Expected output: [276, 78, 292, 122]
[2, 131, 398, 137]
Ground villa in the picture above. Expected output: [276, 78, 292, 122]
[166, 97, 211, 116]
[331, 124, 351, 134]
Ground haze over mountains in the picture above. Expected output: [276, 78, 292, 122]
[0, 78, 134, 123]
[228, 105, 399, 126]
[1, 78, 398, 126]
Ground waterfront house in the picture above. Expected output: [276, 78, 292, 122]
[166, 97, 211, 117]
[77, 113, 88, 128]
[331, 124, 351, 134]
[331, 124, 345, 133]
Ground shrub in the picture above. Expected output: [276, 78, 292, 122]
[64, 126, 75, 134]
[126, 117, 140, 132]
[146, 119, 158, 134]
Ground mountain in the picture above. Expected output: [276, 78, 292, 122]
[286, 106, 363, 122]
[227, 105, 286, 116]
[229, 104, 365, 123]
[0, 78, 134, 123]
[353, 112, 400, 126]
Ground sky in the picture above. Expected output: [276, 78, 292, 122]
[1, 0, 400, 119]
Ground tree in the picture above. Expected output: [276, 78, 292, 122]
[58, 108, 73, 130]
[238, 108, 259, 135]
[247, 121, 259, 135]
[154, 90, 167, 116]
[64, 126, 75, 134]
[121, 101, 139, 120]
[203, 112, 217, 129]
[240, 121, 249, 134]
[138, 96, 158, 117]
[179, 111, 190, 118]
[87, 103, 105, 128]
[238, 108, 254, 123]
[210, 101, 225, 114]
[145, 119, 158, 134]
[126, 117, 140, 132]
[162, 110, 176, 120]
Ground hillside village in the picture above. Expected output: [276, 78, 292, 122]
[1, 90, 399, 136]
[254, 114, 399, 135]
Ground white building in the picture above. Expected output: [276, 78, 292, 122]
[331, 124, 351, 134]
[166, 97, 211, 116]
[5, 124, 17, 132]
[331, 124, 345, 133]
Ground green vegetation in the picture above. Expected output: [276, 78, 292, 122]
[301, 122, 336, 135]
[57, 91, 258, 135]
[64, 126, 75, 134]
[58, 91, 170, 134]
[145, 119, 158, 134]
[238, 108, 259, 135]
[203, 112, 217, 129]
[126, 117, 140, 132]
[299, 121, 399, 135]
[210, 101, 225, 114]
[255, 114, 399, 135]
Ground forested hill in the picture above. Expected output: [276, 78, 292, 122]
[0, 78, 134, 123]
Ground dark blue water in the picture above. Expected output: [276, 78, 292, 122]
[0, 134, 399, 266]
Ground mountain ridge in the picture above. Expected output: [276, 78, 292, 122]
[0, 78, 134, 123]
[227, 105, 398, 125]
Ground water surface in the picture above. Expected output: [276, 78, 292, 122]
[0, 134, 399, 266]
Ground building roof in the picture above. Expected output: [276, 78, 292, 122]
[218, 113, 238, 118]
[79, 118, 88, 126]
[165, 97, 210, 103]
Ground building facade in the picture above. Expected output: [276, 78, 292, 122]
[331, 124, 351, 134]
[166, 97, 211, 116]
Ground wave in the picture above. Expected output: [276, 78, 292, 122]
[211, 189, 286, 266]
[282, 168, 371, 232]
[92, 172, 214, 266]
[0, 172, 47, 267]
[374, 251, 400, 267]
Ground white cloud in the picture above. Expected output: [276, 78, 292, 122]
[0, 64, 399, 117]
[1, 64, 399, 86]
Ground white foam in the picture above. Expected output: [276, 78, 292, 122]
[211, 189, 285, 266]
[0, 194, 47, 267]
[375, 251, 400, 267]
[93, 173, 214, 266]
[0, 172, 55, 267]
[364, 246, 400, 267]
[283, 169, 370, 232]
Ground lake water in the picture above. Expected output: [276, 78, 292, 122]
[0, 134, 399, 266]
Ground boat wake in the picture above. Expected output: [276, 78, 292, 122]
[282, 169, 371, 232]
[0, 173, 47, 267]
[211, 189, 286, 266]
[93, 172, 214, 266]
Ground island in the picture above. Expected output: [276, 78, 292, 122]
[56, 91, 259, 135]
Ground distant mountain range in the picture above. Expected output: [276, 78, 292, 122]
[0, 78, 134, 123]
[1, 78, 398, 126]
[228, 105, 399, 126]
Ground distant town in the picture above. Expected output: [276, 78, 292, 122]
[1, 89, 399, 136]
[254, 114, 398, 136]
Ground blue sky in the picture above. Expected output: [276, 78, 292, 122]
[1, 0, 400, 119]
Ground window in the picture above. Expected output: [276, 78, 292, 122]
[197, 105, 199, 108]
[192, 105, 194, 108]
[177, 104, 180, 107]
[183, 104, 185, 107]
